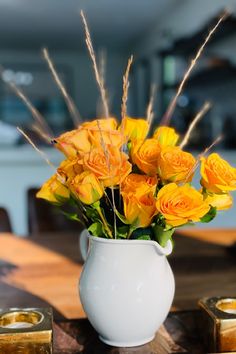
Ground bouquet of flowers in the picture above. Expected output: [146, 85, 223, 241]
[14, 11, 236, 247]
[36, 114, 235, 246]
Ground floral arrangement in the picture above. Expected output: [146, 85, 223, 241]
[12, 11, 236, 247]
[36, 115, 235, 246]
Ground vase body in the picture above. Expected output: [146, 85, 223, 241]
[79, 231, 175, 347]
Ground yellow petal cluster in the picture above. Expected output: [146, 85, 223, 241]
[203, 191, 233, 211]
[156, 183, 210, 227]
[157, 146, 195, 183]
[69, 171, 104, 205]
[153, 126, 179, 147]
[131, 138, 161, 176]
[121, 173, 158, 195]
[36, 174, 70, 204]
[83, 145, 132, 187]
[120, 116, 149, 142]
[201, 153, 236, 193]
[55, 128, 91, 159]
[123, 192, 157, 228]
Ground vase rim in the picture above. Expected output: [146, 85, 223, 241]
[85, 232, 173, 256]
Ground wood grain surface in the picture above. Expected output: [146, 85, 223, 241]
[0, 229, 236, 321]
[1, 230, 236, 353]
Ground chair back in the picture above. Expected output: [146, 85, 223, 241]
[0, 207, 12, 233]
[27, 187, 81, 234]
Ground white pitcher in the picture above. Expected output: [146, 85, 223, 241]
[79, 230, 175, 347]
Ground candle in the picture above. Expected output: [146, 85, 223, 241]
[3, 321, 34, 329]
[221, 308, 236, 315]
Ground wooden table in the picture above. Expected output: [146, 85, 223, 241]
[1, 229, 236, 353]
[1, 230, 236, 319]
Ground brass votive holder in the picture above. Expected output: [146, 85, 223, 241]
[0, 307, 53, 353]
[199, 297, 236, 353]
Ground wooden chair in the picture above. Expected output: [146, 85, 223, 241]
[0, 207, 12, 233]
[27, 188, 82, 235]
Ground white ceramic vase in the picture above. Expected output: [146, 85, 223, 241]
[79, 230, 175, 347]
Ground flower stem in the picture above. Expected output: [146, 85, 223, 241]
[94, 203, 113, 238]
[127, 226, 136, 239]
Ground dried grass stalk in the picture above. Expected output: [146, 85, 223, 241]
[162, 11, 228, 126]
[199, 135, 222, 159]
[180, 101, 211, 149]
[5, 78, 53, 140]
[42, 48, 81, 127]
[184, 135, 222, 182]
[31, 124, 52, 144]
[17, 127, 57, 173]
[121, 55, 133, 119]
[146, 84, 157, 126]
[98, 49, 107, 87]
[81, 10, 109, 118]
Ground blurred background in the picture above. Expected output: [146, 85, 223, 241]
[0, 0, 236, 235]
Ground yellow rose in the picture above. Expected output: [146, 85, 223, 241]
[131, 139, 161, 176]
[201, 153, 236, 193]
[55, 128, 91, 159]
[153, 126, 179, 147]
[57, 159, 83, 182]
[157, 146, 195, 183]
[156, 183, 210, 227]
[120, 116, 149, 141]
[81, 118, 124, 148]
[203, 191, 233, 211]
[123, 192, 157, 228]
[121, 173, 158, 195]
[69, 171, 104, 205]
[83, 145, 132, 187]
[36, 174, 70, 204]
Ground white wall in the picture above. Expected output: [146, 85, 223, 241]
[0, 145, 62, 235]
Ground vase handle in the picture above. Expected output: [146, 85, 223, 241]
[79, 229, 90, 262]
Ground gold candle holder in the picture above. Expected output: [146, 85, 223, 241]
[0, 307, 53, 353]
[199, 297, 236, 353]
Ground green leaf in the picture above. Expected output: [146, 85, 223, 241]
[114, 209, 130, 225]
[136, 235, 151, 240]
[131, 227, 153, 240]
[88, 222, 104, 237]
[200, 206, 217, 223]
[61, 211, 81, 222]
[152, 224, 175, 247]
[116, 225, 129, 239]
[54, 193, 69, 205]
[85, 206, 100, 222]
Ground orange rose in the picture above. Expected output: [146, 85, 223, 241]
[81, 118, 124, 148]
[57, 159, 83, 182]
[156, 183, 210, 227]
[121, 173, 158, 195]
[123, 192, 157, 228]
[203, 191, 233, 211]
[131, 139, 161, 176]
[83, 145, 132, 187]
[36, 174, 70, 204]
[55, 128, 91, 159]
[157, 146, 195, 183]
[81, 117, 117, 131]
[201, 153, 236, 193]
[120, 116, 149, 141]
[153, 126, 179, 147]
[69, 171, 104, 205]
